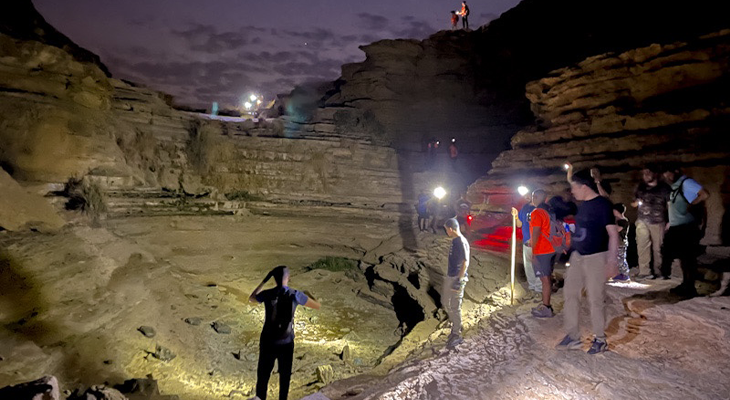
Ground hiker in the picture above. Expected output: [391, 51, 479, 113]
[548, 187, 578, 222]
[528, 190, 557, 318]
[661, 164, 710, 296]
[443, 218, 470, 347]
[611, 203, 631, 282]
[249, 266, 321, 400]
[566, 162, 611, 199]
[454, 192, 472, 231]
[416, 190, 431, 232]
[632, 165, 671, 279]
[459, 1, 470, 30]
[556, 169, 618, 354]
[450, 10, 459, 30]
[448, 138, 458, 169]
[512, 194, 541, 295]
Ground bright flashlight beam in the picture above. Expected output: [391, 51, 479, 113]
[434, 187, 446, 199]
[517, 186, 529, 196]
[249, 94, 257, 102]
[244, 102, 252, 110]
[564, 163, 570, 170]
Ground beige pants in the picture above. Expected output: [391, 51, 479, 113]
[636, 220, 665, 276]
[563, 251, 607, 340]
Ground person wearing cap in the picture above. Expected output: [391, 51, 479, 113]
[443, 218, 470, 347]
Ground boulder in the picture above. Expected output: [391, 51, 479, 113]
[0, 375, 60, 400]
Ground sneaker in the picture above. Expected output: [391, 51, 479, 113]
[587, 338, 608, 355]
[634, 274, 652, 281]
[531, 304, 554, 318]
[612, 274, 630, 282]
[555, 335, 582, 351]
[446, 334, 463, 348]
[662, 275, 671, 280]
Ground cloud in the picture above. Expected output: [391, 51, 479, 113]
[356, 12, 390, 31]
[392, 18, 437, 39]
[173, 23, 251, 53]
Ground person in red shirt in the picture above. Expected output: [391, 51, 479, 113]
[528, 189, 556, 318]
[450, 11, 459, 30]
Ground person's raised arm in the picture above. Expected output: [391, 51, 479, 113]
[605, 224, 619, 279]
[566, 161, 573, 184]
[591, 168, 610, 199]
[249, 272, 272, 303]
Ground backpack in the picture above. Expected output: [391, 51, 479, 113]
[267, 288, 295, 341]
[534, 208, 570, 254]
[672, 177, 707, 230]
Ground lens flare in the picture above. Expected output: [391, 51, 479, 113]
[434, 187, 447, 199]
[517, 186, 529, 196]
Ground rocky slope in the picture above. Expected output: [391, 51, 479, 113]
[470, 29, 730, 246]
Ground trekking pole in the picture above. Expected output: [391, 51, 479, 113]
[511, 212, 516, 305]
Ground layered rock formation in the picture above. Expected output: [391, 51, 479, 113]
[470, 30, 730, 245]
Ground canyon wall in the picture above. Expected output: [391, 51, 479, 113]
[469, 30, 730, 245]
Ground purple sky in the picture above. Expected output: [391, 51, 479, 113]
[35, 0, 521, 108]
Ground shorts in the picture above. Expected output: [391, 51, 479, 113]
[534, 253, 555, 277]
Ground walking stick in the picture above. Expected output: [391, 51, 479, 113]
[511, 213, 516, 305]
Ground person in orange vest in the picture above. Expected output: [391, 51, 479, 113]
[459, 1, 470, 30]
[450, 10, 459, 30]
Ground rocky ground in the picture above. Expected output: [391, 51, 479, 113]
[319, 274, 730, 400]
[0, 203, 515, 400]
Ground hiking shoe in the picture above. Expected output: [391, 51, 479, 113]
[662, 275, 671, 280]
[587, 338, 608, 355]
[555, 335, 582, 351]
[446, 334, 463, 348]
[611, 274, 630, 282]
[531, 304, 554, 318]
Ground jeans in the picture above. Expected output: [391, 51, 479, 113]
[256, 341, 294, 400]
[442, 275, 466, 337]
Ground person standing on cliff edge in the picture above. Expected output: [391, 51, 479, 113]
[249, 266, 321, 400]
[443, 218, 470, 348]
[459, 1, 470, 30]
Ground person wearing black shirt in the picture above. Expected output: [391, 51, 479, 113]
[556, 169, 618, 355]
[249, 266, 321, 400]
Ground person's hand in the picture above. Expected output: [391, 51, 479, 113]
[525, 239, 531, 247]
[511, 207, 518, 218]
[665, 222, 670, 232]
[590, 167, 602, 182]
[565, 161, 573, 172]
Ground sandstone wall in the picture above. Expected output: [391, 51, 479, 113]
[469, 30, 730, 245]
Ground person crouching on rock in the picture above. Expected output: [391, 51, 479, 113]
[443, 218, 470, 348]
[249, 266, 321, 400]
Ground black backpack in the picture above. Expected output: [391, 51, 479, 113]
[266, 288, 295, 341]
[671, 177, 707, 231]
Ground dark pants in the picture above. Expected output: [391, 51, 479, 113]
[462, 16, 469, 29]
[661, 224, 700, 287]
[256, 341, 294, 400]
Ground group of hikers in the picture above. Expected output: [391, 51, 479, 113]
[450, 1, 471, 30]
[425, 137, 460, 170]
[511, 162, 711, 354]
[415, 189, 471, 234]
[247, 161, 712, 398]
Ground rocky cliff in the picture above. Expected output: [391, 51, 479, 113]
[307, 0, 730, 183]
[470, 30, 730, 245]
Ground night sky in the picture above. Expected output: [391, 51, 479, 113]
[34, 0, 521, 109]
